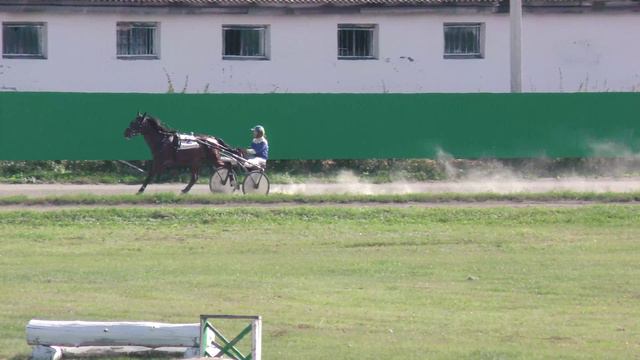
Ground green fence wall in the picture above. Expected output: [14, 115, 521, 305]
[0, 92, 638, 160]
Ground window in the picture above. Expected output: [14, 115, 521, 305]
[338, 24, 377, 60]
[117, 22, 158, 59]
[444, 23, 484, 59]
[2, 22, 46, 59]
[223, 25, 268, 60]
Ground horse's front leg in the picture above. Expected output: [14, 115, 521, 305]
[137, 169, 154, 194]
[138, 162, 161, 194]
[181, 166, 199, 194]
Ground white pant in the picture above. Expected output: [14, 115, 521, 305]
[246, 157, 267, 169]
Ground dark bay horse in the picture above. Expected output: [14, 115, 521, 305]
[124, 112, 224, 194]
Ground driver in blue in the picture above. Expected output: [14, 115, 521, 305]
[246, 125, 268, 169]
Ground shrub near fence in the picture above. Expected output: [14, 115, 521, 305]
[2, 158, 640, 184]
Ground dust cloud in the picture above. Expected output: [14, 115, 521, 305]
[271, 171, 640, 195]
[271, 145, 640, 195]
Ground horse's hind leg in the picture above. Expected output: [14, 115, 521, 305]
[181, 166, 199, 194]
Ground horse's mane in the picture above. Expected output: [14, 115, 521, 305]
[146, 116, 176, 134]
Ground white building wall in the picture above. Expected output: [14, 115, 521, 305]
[523, 13, 640, 92]
[0, 9, 638, 93]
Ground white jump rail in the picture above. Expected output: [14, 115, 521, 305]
[26, 319, 202, 360]
[26, 315, 262, 360]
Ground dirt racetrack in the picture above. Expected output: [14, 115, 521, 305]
[1, 177, 640, 197]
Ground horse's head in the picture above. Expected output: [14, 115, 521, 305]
[124, 112, 147, 139]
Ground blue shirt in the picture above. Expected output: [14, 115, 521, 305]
[251, 138, 269, 160]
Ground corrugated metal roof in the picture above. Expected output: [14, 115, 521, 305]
[0, 0, 636, 7]
[0, 0, 501, 7]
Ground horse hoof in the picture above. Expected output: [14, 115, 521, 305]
[181, 190, 190, 195]
[137, 190, 145, 195]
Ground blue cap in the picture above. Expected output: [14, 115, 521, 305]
[251, 125, 265, 133]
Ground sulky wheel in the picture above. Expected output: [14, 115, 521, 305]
[209, 167, 237, 194]
[242, 171, 270, 195]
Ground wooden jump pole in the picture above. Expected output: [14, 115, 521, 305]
[27, 320, 201, 360]
[27, 315, 262, 360]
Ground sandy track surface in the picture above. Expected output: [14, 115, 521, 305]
[1, 178, 640, 197]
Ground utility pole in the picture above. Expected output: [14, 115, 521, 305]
[510, 0, 523, 93]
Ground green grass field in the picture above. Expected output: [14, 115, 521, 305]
[1, 206, 639, 359]
[2, 191, 640, 206]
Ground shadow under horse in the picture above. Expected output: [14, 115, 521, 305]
[123, 112, 225, 194]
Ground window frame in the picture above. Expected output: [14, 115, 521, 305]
[222, 25, 270, 61]
[337, 24, 378, 60]
[2, 22, 47, 59]
[116, 21, 160, 60]
[443, 22, 485, 60]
